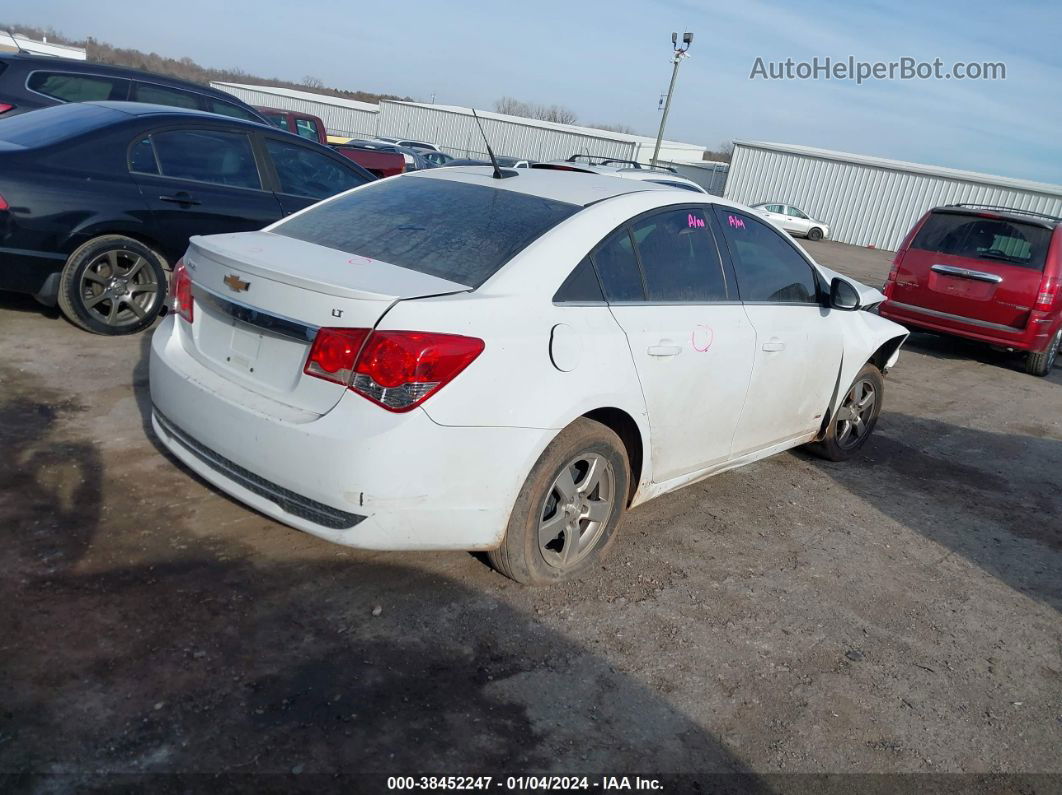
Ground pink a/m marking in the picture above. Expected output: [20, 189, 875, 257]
[687, 213, 705, 228]
[728, 215, 745, 230]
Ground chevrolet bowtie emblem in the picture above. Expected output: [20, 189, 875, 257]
[223, 274, 250, 292]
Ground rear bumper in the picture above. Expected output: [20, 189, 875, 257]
[149, 315, 554, 550]
[0, 245, 66, 299]
[880, 299, 1056, 352]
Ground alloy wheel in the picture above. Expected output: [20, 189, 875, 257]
[538, 453, 615, 569]
[79, 249, 161, 328]
[834, 377, 877, 450]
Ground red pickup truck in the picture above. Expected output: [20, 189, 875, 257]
[255, 106, 405, 179]
[255, 106, 329, 144]
[332, 144, 405, 179]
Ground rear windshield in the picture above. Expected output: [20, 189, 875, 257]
[273, 176, 581, 287]
[0, 102, 119, 147]
[912, 212, 1053, 270]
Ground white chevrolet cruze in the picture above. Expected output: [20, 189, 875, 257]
[150, 166, 907, 584]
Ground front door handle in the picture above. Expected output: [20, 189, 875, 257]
[647, 344, 682, 357]
[159, 192, 201, 206]
[762, 340, 786, 352]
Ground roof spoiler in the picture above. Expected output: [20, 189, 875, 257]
[943, 203, 1062, 224]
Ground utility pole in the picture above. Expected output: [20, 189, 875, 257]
[651, 31, 693, 169]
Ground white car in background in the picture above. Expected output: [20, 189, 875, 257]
[375, 136, 441, 152]
[151, 167, 906, 584]
[751, 202, 831, 241]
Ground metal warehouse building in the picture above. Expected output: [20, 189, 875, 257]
[725, 141, 1062, 251]
[210, 82, 380, 139]
[376, 101, 706, 165]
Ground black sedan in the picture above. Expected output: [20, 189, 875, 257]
[0, 101, 374, 334]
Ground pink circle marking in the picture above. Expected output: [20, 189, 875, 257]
[691, 325, 714, 352]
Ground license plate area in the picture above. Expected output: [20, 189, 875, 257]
[928, 271, 996, 301]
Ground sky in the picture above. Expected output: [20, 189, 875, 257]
[5, 0, 1061, 183]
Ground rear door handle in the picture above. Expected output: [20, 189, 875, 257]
[762, 340, 786, 352]
[647, 344, 682, 357]
[159, 193, 201, 206]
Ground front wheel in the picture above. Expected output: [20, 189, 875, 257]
[806, 363, 884, 461]
[1025, 329, 1060, 377]
[57, 235, 167, 335]
[807, 227, 824, 242]
[489, 418, 629, 585]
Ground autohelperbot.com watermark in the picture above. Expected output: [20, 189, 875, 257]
[750, 56, 1006, 84]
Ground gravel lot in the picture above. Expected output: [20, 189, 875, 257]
[1, 240, 1060, 789]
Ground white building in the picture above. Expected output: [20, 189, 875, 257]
[725, 140, 1062, 251]
[210, 82, 380, 139]
[376, 101, 706, 165]
[0, 31, 86, 60]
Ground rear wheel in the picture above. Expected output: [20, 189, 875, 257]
[1026, 329, 1061, 377]
[489, 418, 629, 585]
[806, 363, 884, 461]
[57, 235, 167, 335]
[807, 227, 824, 242]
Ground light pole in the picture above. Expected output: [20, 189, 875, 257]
[651, 31, 693, 169]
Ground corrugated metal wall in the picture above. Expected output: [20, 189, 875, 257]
[663, 161, 730, 195]
[376, 103, 636, 162]
[725, 144, 1062, 251]
[210, 83, 379, 138]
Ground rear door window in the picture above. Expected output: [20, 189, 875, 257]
[265, 138, 368, 199]
[150, 129, 262, 189]
[273, 177, 580, 287]
[713, 208, 820, 304]
[630, 208, 728, 301]
[203, 99, 262, 122]
[131, 82, 201, 110]
[591, 228, 644, 302]
[294, 118, 321, 141]
[27, 71, 129, 102]
[911, 212, 1052, 270]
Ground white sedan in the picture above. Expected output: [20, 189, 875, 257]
[751, 202, 830, 241]
[150, 168, 907, 584]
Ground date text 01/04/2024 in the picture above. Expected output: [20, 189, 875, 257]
[385, 775, 664, 791]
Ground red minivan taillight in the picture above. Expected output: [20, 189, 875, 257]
[1034, 275, 1058, 311]
[304, 328, 485, 412]
[883, 251, 904, 298]
[171, 259, 194, 323]
[0, 103, 14, 115]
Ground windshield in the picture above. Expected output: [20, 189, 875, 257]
[912, 212, 1052, 270]
[272, 176, 581, 287]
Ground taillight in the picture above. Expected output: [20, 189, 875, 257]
[0, 192, 8, 212]
[883, 250, 903, 298]
[304, 328, 485, 412]
[304, 328, 370, 385]
[171, 259, 194, 323]
[1034, 275, 1058, 311]
[0, 103, 13, 114]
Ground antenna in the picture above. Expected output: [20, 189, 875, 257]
[470, 108, 516, 180]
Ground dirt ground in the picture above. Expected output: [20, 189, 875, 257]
[1, 240, 1060, 791]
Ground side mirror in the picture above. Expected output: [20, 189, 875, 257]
[830, 277, 861, 311]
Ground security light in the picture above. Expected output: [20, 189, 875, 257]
[683, 32, 693, 45]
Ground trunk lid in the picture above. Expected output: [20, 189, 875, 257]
[891, 210, 1053, 329]
[181, 231, 470, 415]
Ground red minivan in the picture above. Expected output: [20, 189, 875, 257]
[880, 204, 1062, 376]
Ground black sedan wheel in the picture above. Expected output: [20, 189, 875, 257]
[58, 236, 167, 335]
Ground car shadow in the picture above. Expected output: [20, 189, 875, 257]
[803, 412, 1062, 612]
[0, 290, 61, 320]
[901, 331, 1061, 383]
[0, 368, 764, 786]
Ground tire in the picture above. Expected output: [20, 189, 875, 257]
[807, 227, 824, 242]
[489, 418, 630, 585]
[1025, 329, 1061, 377]
[806, 363, 885, 462]
[57, 235, 167, 335]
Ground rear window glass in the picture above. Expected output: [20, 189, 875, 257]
[0, 102, 119, 146]
[273, 177, 581, 287]
[912, 212, 1052, 270]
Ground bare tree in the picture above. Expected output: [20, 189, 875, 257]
[302, 75, 325, 89]
[536, 104, 578, 124]
[703, 140, 734, 163]
[589, 122, 636, 134]
[494, 96, 578, 125]
[494, 96, 531, 117]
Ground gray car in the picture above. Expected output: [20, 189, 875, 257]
[750, 203, 831, 241]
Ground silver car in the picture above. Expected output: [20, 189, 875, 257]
[751, 203, 830, 241]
